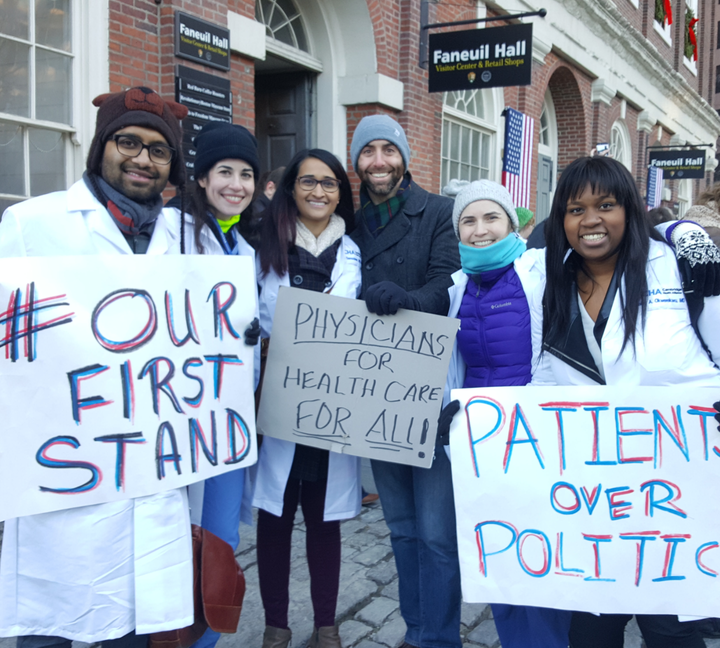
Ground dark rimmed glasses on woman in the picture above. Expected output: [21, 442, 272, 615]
[111, 134, 176, 165]
[296, 176, 341, 192]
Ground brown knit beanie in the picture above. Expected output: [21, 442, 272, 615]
[86, 86, 189, 187]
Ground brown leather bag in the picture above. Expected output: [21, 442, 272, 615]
[149, 525, 246, 648]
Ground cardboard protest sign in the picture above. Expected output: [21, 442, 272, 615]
[257, 287, 459, 468]
[0, 255, 257, 521]
[450, 385, 720, 617]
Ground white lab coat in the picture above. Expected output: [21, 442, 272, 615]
[166, 209, 262, 528]
[247, 236, 364, 521]
[0, 180, 194, 641]
[528, 239, 720, 387]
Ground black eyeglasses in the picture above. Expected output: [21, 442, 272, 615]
[111, 134, 175, 165]
[296, 176, 341, 193]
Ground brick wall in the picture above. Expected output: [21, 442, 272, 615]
[105, 0, 715, 206]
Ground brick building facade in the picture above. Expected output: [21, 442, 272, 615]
[2, 0, 719, 220]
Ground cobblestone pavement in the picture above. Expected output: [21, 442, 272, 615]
[1, 505, 719, 648]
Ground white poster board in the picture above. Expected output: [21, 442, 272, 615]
[257, 287, 459, 468]
[0, 255, 257, 521]
[450, 385, 720, 617]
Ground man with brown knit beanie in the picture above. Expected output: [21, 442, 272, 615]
[0, 87, 192, 648]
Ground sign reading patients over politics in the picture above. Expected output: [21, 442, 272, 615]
[257, 288, 459, 468]
[0, 255, 257, 521]
[428, 23, 532, 93]
[450, 386, 720, 617]
[648, 149, 706, 179]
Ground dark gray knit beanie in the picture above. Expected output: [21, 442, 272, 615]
[350, 115, 411, 171]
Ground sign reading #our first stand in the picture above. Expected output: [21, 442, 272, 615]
[0, 256, 258, 521]
[428, 23, 532, 93]
[257, 288, 459, 468]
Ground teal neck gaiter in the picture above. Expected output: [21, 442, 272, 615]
[458, 232, 527, 274]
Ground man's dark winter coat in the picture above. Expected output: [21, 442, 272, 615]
[350, 182, 460, 316]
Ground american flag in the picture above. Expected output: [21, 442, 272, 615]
[502, 107, 534, 209]
[646, 166, 663, 209]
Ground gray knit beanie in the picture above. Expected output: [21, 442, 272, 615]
[451, 180, 519, 238]
[350, 115, 411, 171]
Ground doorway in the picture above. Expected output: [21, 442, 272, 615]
[536, 155, 553, 224]
[255, 71, 313, 174]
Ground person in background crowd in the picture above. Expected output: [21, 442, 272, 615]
[686, 184, 720, 248]
[439, 180, 570, 648]
[245, 166, 286, 248]
[251, 149, 362, 648]
[516, 206, 535, 240]
[530, 156, 720, 648]
[349, 115, 462, 648]
[647, 205, 675, 227]
[172, 120, 262, 648]
[253, 165, 285, 215]
[0, 86, 194, 648]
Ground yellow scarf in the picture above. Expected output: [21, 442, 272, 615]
[217, 214, 241, 233]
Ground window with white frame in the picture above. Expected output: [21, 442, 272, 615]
[677, 179, 692, 217]
[441, 89, 495, 189]
[654, 0, 673, 44]
[683, 0, 698, 74]
[610, 120, 632, 171]
[0, 0, 74, 213]
[256, 0, 309, 52]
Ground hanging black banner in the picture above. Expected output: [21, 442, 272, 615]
[428, 23, 532, 93]
[174, 11, 230, 71]
[648, 149, 706, 179]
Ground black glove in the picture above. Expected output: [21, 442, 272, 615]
[244, 317, 260, 346]
[673, 225, 720, 298]
[365, 281, 411, 316]
[437, 400, 461, 446]
[714, 401, 720, 434]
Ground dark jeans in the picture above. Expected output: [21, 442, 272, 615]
[17, 632, 147, 648]
[371, 444, 462, 648]
[256, 477, 340, 629]
[570, 612, 706, 648]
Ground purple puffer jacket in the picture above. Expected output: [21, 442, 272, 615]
[456, 263, 532, 388]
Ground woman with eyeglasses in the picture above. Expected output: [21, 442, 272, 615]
[250, 149, 362, 648]
[170, 121, 262, 648]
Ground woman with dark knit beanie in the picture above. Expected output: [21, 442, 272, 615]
[171, 120, 262, 648]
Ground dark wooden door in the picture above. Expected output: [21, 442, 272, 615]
[255, 72, 312, 174]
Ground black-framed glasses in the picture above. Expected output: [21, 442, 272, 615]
[296, 175, 341, 193]
[111, 134, 175, 165]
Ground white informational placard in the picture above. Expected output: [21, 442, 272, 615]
[450, 385, 720, 617]
[0, 255, 258, 521]
[257, 287, 459, 468]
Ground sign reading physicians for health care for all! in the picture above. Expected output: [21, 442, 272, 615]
[257, 288, 459, 468]
[428, 23, 532, 93]
[175, 11, 230, 71]
[0, 256, 257, 521]
[450, 386, 720, 617]
[648, 149, 706, 179]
